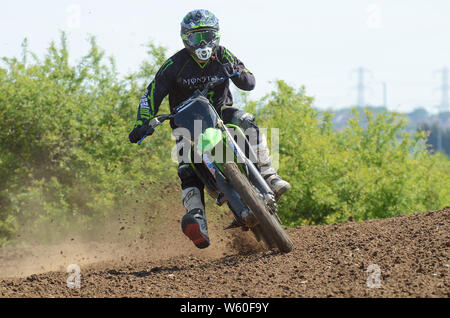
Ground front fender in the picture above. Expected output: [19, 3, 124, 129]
[196, 127, 223, 153]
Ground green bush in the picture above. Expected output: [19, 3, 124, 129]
[0, 34, 176, 245]
[1, 34, 449, 246]
[249, 81, 450, 225]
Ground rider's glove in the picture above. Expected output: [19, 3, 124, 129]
[129, 119, 150, 143]
[222, 62, 237, 77]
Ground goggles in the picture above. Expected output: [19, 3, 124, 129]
[184, 29, 219, 47]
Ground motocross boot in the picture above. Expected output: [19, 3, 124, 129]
[264, 174, 291, 201]
[180, 187, 210, 249]
[254, 135, 291, 200]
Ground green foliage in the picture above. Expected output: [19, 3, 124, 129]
[250, 81, 450, 225]
[1, 34, 449, 246]
[417, 121, 450, 156]
[0, 33, 175, 245]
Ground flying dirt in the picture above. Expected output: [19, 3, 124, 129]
[0, 206, 448, 298]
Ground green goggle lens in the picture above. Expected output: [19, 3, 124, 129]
[186, 30, 218, 46]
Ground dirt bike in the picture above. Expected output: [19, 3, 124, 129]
[138, 73, 293, 253]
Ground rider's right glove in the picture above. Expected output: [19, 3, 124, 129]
[129, 119, 150, 143]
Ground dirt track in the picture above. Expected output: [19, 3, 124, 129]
[0, 206, 449, 298]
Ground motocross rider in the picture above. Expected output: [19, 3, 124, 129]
[129, 9, 290, 249]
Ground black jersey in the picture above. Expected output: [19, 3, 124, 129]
[136, 46, 255, 123]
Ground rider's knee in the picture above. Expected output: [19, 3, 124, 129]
[234, 111, 260, 146]
[221, 107, 260, 145]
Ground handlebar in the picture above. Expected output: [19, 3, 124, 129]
[137, 71, 240, 145]
[201, 72, 240, 95]
[137, 115, 171, 145]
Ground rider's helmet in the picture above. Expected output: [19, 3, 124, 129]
[180, 9, 220, 61]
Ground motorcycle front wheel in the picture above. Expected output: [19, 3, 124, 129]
[223, 162, 293, 253]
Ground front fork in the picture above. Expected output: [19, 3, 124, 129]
[189, 119, 278, 227]
[215, 121, 278, 223]
[218, 120, 277, 209]
[196, 150, 256, 227]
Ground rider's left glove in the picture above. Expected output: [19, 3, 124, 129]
[129, 119, 150, 143]
[222, 62, 236, 77]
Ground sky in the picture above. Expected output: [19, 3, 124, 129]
[1, 0, 449, 113]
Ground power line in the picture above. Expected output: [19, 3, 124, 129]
[354, 66, 368, 107]
[439, 67, 449, 111]
[434, 67, 449, 152]
[352, 67, 379, 108]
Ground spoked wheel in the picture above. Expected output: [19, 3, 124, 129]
[223, 162, 293, 253]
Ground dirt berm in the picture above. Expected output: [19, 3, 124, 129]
[0, 206, 448, 297]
